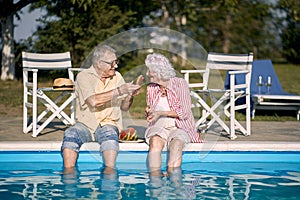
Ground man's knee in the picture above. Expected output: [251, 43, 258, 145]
[61, 125, 87, 152]
[100, 140, 119, 152]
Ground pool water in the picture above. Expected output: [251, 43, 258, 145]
[0, 151, 299, 199]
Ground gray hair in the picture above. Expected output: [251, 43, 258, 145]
[145, 53, 176, 81]
[92, 45, 116, 66]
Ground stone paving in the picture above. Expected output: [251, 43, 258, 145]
[1, 116, 300, 142]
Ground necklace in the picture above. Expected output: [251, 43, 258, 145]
[160, 86, 167, 97]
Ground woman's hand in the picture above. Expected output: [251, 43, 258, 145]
[145, 105, 152, 119]
[145, 105, 154, 122]
[145, 107, 177, 123]
[132, 75, 144, 96]
[146, 111, 161, 123]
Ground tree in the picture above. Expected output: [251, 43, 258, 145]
[188, 0, 275, 58]
[277, 0, 300, 63]
[22, 0, 160, 71]
[27, 0, 137, 69]
[140, 0, 277, 59]
[0, 0, 39, 80]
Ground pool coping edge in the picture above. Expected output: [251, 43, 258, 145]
[0, 141, 299, 151]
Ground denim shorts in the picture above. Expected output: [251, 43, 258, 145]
[61, 122, 119, 152]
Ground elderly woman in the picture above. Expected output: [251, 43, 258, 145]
[144, 53, 202, 174]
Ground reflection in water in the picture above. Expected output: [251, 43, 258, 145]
[61, 166, 121, 199]
[148, 168, 196, 200]
[0, 163, 299, 199]
[62, 167, 80, 199]
[95, 167, 120, 199]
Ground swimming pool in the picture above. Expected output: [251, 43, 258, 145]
[0, 151, 299, 199]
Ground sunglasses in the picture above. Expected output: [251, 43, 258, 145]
[100, 59, 119, 67]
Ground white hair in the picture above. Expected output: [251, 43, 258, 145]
[145, 53, 176, 81]
[92, 45, 116, 66]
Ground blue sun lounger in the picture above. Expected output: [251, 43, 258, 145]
[250, 60, 300, 120]
[225, 59, 300, 120]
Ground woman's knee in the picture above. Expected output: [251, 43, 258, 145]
[149, 136, 165, 151]
[169, 138, 184, 147]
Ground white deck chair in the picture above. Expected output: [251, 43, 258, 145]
[181, 52, 253, 140]
[22, 52, 77, 137]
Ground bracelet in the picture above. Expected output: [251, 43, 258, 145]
[164, 111, 168, 117]
[117, 87, 122, 95]
[127, 94, 133, 99]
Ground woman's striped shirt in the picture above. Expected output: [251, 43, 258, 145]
[146, 77, 202, 143]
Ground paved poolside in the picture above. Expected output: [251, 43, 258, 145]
[0, 116, 300, 151]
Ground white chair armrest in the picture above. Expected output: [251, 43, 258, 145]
[228, 70, 249, 75]
[181, 69, 206, 74]
[68, 68, 84, 82]
[68, 68, 84, 72]
[181, 70, 207, 88]
[23, 68, 38, 72]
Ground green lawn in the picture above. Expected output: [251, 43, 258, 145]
[0, 63, 299, 120]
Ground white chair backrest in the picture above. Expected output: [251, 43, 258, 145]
[206, 52, 253, 70]
[22, 52, 72, 70]
[204, 52, 253, 89]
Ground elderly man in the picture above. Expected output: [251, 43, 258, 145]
[61, 45, 141, 170]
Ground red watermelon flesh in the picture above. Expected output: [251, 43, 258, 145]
[119, 128, 138, 141]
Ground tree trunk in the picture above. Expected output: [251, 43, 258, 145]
[161, 3, 169, 29]
[222, 14, 231, 54]
[1, 14, 15, 80]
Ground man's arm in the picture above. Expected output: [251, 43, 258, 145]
[121, 76, 144, 111]
[85, 88, 119, 108]
[120, 94, 133, 111]
[85, 83, 140, 108]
